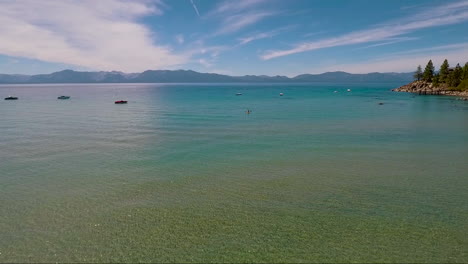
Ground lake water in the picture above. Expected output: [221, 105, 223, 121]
[1, 83, 467, 262]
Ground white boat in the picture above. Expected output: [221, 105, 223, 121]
[279, 93, 284, 96]
[236, 93, 242, 96]
[347, 89, 351, 92]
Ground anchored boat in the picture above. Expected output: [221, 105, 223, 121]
[58, 96, 70, 99]
[4, 96, 18, 100]
[115, 100, 128, 104]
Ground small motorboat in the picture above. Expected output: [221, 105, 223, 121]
[334, 91, 338, 93]
[279, 93, 284, 96]
[236, 93, 242, 96]
[115, 100, 128, 104]
[4, 96, 18, 100]
[57, 96, 70, 100]
[347, 89, 351, 92]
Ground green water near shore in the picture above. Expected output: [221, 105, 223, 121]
[1, 83, 467, 262]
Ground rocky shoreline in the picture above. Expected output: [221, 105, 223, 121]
[392, 80, 468, 97]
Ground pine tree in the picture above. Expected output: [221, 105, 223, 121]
[439, 59, 450, 83]
[432, 73, 440, 87]
[450, 63, 463, 87]
[462, 62, 468, 80]
[422, 60, 434, 82]
[413, 65, 423, 81]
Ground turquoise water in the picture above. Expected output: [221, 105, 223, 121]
[1, 83, 467, 262]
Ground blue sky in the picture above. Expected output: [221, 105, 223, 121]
[0, 0, 467, 76]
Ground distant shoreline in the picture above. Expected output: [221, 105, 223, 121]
[0, 81, 407, 86]
[0, 69, 412, 84]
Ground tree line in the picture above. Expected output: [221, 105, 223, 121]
[414, 59, 468, 90]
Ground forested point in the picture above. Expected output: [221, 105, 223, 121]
[413, 59, 468, 91]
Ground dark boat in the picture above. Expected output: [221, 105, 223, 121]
[58, 96, 70, 99]
[236, 93, 242, 96]
[4, 96, 18, 100]
[115, 100, 128, 104]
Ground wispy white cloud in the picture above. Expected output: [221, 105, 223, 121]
[209, 0, 268, 16]
[238, 25, 295, 45]
[189, 0, 200, 17]
[217, 12, 275, 35]
[318, 43, 468, 73]
[182, 41, 230, 69]
[356, 37, 419, 50]
[261, 1, 468, 60]
[0, 0, 187, 72]
[208, 0, 275, 36]
[198, 58, 213, 68]
[175, 34, 185, 44]
[239, 31, 277, 45]
[195, 45, 230, 57]
[389, 43, 468, 56]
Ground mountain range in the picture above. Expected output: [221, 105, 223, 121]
[0, 69, 413, 84]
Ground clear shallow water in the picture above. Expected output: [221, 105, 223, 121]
[0, 83, 467, 262]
